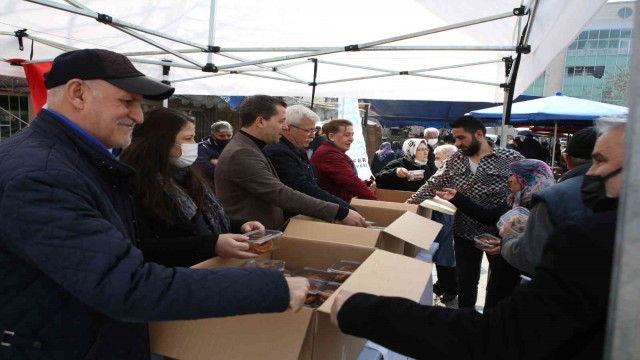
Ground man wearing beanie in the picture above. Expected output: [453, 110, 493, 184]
[0, 49, 308, 359]
[560, 127, 599, 182]
[500, 127, 599, 273]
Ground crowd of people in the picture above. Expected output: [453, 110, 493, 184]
[0, 48, 624, 360]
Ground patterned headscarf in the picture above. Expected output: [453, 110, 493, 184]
[506, 159, 555, 208]
[375, 142, 394, 161]
[402, 138, 428, 166]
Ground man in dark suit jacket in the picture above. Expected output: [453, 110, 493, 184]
[264, 105, 354, 220]
[215, 95, 368, 229]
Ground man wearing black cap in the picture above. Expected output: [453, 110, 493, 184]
[0, 49, 308, 359]
[500, 126, 599, 273]
[559, 127, 599, 182]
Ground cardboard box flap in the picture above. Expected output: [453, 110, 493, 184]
[317, 249, 432, 313]
[419, 196, 457, 215]
[374, 188, 415, 203]
[382, 211, 442, 250]
[150, 310, 313, 360]
[350, 198, 419, 213]
[284, 218, 380, 247]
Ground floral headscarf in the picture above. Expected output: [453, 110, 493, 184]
[506, 159, 555, 208]
[402, 138, 428, 166]
[375, 142, 394, 161]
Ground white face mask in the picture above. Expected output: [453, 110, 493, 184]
[414, 159, 428, 166]
[170, 143, 199, 168]
[435, 160, 443, 169]
[427, 139, 438, 146]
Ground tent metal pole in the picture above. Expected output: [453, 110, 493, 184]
[233, 72, 307, 84]
[219, 53, 307, 82]
[522, 0, 539, 49]
[207, 0, 217, 65]
[111, 25, 205, 68]
[171, 73, 230, 83]
[550, 120, 558, 166]
[315, 59, 503, 76]
[49, 0, 206, 68]
[119, 45, 517, 57]
[409, 59, 504, 73]
[25, 0, 209, 51]
[317, 74, 398, 85]
[315, 60, 397, 74]
[216, 11, 516, 70]
[270, 60, 312, 70]
[410, 73, 501, 86]
[605, 2, 640, 358]
[310, 59, 318, 110]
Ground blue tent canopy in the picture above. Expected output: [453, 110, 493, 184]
[367, 96, 538, 128]
[470, 93, 627, 126]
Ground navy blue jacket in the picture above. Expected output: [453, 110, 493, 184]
[264, 137, 354, 218]
[0, 110, 289, 360]
[194, 136, 227, 186]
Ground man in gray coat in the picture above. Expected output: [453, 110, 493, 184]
[215, 95, 368, 229]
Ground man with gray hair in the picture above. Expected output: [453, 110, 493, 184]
[423, 127, 439, 175]
[264, 105, 355, 219]
[196, 120, 234, 187]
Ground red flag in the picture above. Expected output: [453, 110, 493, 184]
[22, 62, 52, 114]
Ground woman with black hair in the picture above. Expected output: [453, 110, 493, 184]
[120, 108, 264, 267]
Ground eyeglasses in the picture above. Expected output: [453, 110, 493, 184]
[289, 124, 316, 134]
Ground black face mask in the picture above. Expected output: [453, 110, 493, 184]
[214, 138, 230, 148]
[581, 167, 622, 212]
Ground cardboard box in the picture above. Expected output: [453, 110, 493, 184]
[373, 188, 415, 203]
[287, 208, 441, 257]
[419, 196, 457, 217]
[149, 236, 432, 360]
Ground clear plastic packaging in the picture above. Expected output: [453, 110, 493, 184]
[317, 282, 342, 305]
[242, 229, 283, 254]
[496, 207, 530, 234]
[473, 233, 501, 250]
[328, 260, 362, 283]
[304, 279, 325, 308]
[294, 267, 336, 282]
[407, 169, 425, 181]
[244, 259, 285, 271]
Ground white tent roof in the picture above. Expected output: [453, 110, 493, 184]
[0, 0, 606, 102]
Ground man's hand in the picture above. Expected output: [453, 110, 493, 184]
[285, 277, 310, 312]
[395, 167, 409, 178]
[210, 158, 219, 166]
[341, 209, 369, 227]
[435, 188, 456, 201]
[240, 221, 265, 233]
[330, 290, 356, 326]
[215, 234, 258, 259]
[368, 180, 377, 193]
[499, 222, 515, 238]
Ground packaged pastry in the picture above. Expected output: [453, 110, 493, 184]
[317, 282, 341, 305]
[244, 259, 285, 272]
[407, 170, 425, 181]
[294, 267, 335, 282]
[473, 233, 501, 250]
[242, 229, 283, 254]
[496, 207, 530, 234]
[304, 279, 325, 308]
[328, 260, 362, 283]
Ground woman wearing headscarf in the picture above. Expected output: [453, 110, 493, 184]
[120, 108, 265, 267]
[437, 159, 556, 308]
[374, 139, 432, 192]
[370, 142, 397, 175]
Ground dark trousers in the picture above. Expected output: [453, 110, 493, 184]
[484, 253, 521, 309]
[454, 235, 484, 308]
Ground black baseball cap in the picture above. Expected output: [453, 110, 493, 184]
[565, 127, 598, 160]
[44, 49, 175, 101]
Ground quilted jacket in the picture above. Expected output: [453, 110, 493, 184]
[0, 110, 289, 360]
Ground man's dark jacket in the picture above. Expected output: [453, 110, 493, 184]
[0, 110, 289, 359]
[194, 136, 226, 186]
[264, 137, 353, 217]
[338, 209, 617, 360]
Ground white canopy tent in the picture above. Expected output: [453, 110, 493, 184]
[0, 0, 606, 105]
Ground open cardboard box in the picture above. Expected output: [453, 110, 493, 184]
[288, 205, 441, 258]
[149, 235, 432, 360]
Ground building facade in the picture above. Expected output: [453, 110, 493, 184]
[523, 1, 635, 106]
